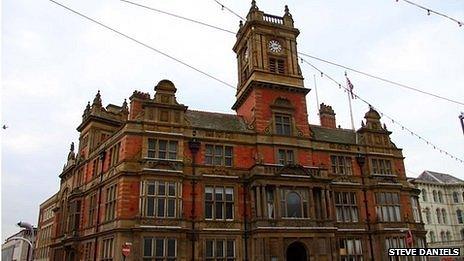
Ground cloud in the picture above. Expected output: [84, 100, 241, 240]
[2, 0, 464, 241]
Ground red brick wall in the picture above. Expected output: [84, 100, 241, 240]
[237, 88, 310, 136]
[121, 135, 142, 161]
[118, 177, 140, 219]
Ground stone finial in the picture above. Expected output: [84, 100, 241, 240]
[93, 90, 102, 107]
[67, 142, 76, 161]
[121, 99, 129, 115]
[284, 5, 291, 16]
[83, 101, 91, 118]
[239, 20, 243, 28]
[250, 0, 258, 11]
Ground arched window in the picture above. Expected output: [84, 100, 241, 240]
[461, 229, 464, 240]
[429, 231, 435, 242]
[421, 189, 427, 202]
[457, 209, 463, 224]
[438, 191, 443, 203]
[286, 192, 302, 218]
[436, 208, 441, 224]
[442, 209, 447, 224]
[433, 190, 437, 202]
[440, 231, 445, 242]
[453, 192, 459, 203]
[424, 208, 431, 224]
[446, 231, 452, 241]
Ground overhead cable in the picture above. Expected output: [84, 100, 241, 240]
[122, 0, 463, 106]
[300, 58, 464, 164]
[396, 0, 463, 28]
[48, 0, 236, 90]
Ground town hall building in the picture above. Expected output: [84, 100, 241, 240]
[36, 2, 426, 260]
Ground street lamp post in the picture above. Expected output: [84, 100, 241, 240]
[17, 221, 35, 261]
[188, 131, 201, 261]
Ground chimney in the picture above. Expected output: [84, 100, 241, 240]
[319, 103, 336, 128]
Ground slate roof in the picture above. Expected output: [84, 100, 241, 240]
[185, 111, 361, 141]
[415, 170, 464, 184]
[185, 110, 252, 133]
[310, 125, 357, 144]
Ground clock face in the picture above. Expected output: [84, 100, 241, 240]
[268, 40, 282, 53]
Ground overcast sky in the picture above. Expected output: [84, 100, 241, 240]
[2, 0, 463, 241]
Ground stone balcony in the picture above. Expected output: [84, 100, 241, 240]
[249, 163, 329, 179]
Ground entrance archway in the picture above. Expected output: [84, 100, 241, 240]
[286, 241, 308, 261]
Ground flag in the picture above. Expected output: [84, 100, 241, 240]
[459, 112, 464, 135]
[405, 230, 413, 247]
[345, 72, 355, 99]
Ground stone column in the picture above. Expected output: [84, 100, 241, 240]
[256, 186, 262, 218]
[308, 187, 315, 219]
[262, 185, 268, 219]
[250, 186, 256, 219]
[275, 186, 281, 219]
[325, 189, 332, 219]
[321, 189, 327, 219]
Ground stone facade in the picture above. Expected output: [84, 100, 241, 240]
[38, 2, 425, 261]
[412, 171, 464, 256]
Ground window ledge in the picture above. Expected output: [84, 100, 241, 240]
[143, 157, 182, 162]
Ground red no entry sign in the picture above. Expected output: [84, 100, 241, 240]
[122, 243, 131, 257]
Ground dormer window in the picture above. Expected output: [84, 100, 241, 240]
[275, 114, 291, 135]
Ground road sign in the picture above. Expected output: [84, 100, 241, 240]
[122, 243, 131, 257]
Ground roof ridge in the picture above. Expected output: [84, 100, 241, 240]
[187, 109, 238, 117]
[425, 171, 444, 183]
[310, 124, 356, 133]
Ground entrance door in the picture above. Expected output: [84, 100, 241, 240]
[286, 241, 308, 261]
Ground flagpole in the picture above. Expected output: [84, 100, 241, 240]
[348, 91, 355, 131]
[345, 72, 355, 131]
[313, 74, 320, 121]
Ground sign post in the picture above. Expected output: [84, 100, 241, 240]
[122, 242, 132, 261]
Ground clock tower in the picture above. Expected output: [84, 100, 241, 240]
[232, 1, 311, 136]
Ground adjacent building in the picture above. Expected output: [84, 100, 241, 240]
[37, 2, 426, 260]
[35, 193, 58, 261]
[2, 229, 36, 261]
[413, 170, 464, 254]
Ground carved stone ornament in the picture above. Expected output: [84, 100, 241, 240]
[277, 164, 312, 177]
[144, 159, 182, 171]
[214, 167, 229, 175]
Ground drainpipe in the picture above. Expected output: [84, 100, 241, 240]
[356, 154, 375, 261]
[93, 151, 106, 261]
[188, 131, 200, 261]
[243, 180, 249, 261]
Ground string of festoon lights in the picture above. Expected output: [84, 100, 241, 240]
[51, 0, 463, 165]
[120, 0, 464, 106]
[395, 0, 463, 28]
[299, 57, 464, 164]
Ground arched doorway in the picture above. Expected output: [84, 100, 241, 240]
[286, 241, 308, 261]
